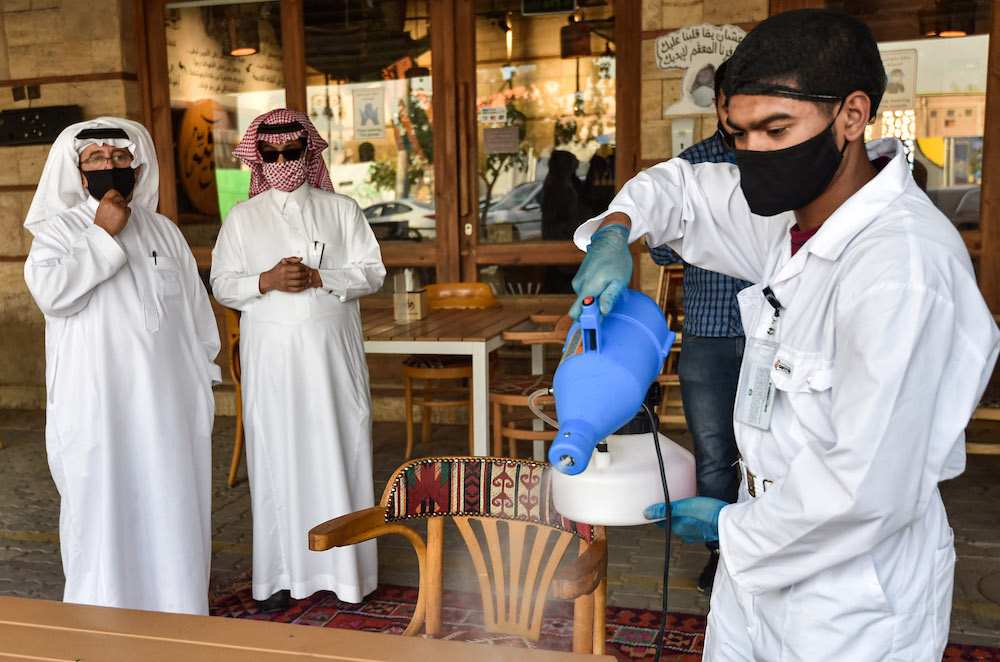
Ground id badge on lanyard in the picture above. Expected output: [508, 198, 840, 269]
[735, 286, 782, 431]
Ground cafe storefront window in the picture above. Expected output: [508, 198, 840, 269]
[164, 1, 285, 249]
[828, 0, 991, 265]
[473, 1, 616, 295]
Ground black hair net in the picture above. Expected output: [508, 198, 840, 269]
[722, 9, 887, 121]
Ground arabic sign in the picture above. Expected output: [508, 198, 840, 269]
[352, 87, 385, 140]
[655, 23, 747, 117]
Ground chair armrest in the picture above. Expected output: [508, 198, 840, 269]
[551, 538, 608, 600]
[309, 506, 388, 550]
[530, 314, 562, 324]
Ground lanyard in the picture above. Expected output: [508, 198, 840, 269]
[762, 285, 783, 336]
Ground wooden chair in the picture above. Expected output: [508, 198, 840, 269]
[309, 456, 607, 654]
[223, 307, 245, 487]
[401, 283, 498, 459]
[654, 265, 685, 426]
[488, 315, 574, 458]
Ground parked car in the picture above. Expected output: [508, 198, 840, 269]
[926, 184, 980, 231]
[482, 181, 543, 241]
[363, 199, 436, 241]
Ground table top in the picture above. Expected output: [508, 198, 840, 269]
[362, 302, 538, 343]
[0, 596, 611, 661]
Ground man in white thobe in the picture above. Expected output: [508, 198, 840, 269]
[575, 11, 1000, 661]
[211, 109, 385, 612]
[23, 118, 221, 615]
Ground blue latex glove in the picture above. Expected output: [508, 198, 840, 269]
[643, 497, 727, 543]
[569, 223, 632, 319]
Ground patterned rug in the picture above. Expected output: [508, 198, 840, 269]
[210, 584, 1000, 662]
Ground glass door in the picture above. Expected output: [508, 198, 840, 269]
[470, 0, 616, 295]
[164, 0, 286, 250]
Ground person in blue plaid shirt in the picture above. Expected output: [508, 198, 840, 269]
[647, 61, 752, 594]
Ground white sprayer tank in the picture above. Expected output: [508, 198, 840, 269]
[551, 432, 697, 526]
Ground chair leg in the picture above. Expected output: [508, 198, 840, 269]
[467, 378, 474, 455]
[573, 591, 596, 654]
[593, 577, 607, 655]
[404, 375, 415, 459]
[227, 386, 244, 487]
[422, 379, 433, 444]
[492, 401, 503, 457]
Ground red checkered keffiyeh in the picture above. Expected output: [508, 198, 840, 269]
[232, 108, 335, 198]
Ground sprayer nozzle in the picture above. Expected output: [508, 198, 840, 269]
[560, 455, 574, 466]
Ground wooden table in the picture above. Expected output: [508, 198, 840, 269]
[0, 596, 611, 661]
[362, 301, 536, 456]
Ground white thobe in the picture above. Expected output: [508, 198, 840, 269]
[210, 183, 385, 603]
[24, 197, 221, 615]
[575, 138, 1000, 661]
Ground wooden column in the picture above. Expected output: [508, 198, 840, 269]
[456, 0, 481, 284]
[613, 0, 643, 288]
[280, 0, 307, 112]
[429, 0, 462, 283]
[142, 1, 179, 223]
[132, 0, 152, 130]
[977, 2, 1000, 311]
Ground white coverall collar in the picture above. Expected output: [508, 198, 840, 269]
[798, 138, 911, 262]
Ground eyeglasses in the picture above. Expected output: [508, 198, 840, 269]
[258, 143, 306, 163]
[79, 153, 134, 169]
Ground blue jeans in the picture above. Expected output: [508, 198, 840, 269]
[677, 334, 744, 551]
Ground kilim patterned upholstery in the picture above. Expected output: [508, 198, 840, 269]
[488, 374, 553, 395]
[401, 354, 473, 369]
[383, 457, 593, 543]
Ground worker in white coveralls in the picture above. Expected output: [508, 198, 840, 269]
[23, 118, 221, 615]
[571, 11, 1000, 662]
[210, 109, 385, 613]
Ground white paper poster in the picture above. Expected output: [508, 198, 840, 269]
[879, 49, 918, 112]
[655, 23, 746, 117]
[352, 87, 386, 140]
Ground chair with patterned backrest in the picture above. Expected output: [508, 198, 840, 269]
[223, 306, 245, 487]
[309, 456, 608, 654]
[401, 283, 498, 459]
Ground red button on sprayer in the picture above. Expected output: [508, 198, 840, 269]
[583, 296, 594, 305]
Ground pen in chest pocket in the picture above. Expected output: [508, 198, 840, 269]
[313, 240, 325, 269]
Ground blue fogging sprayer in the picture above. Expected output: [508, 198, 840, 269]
[545, 289, 696, 526]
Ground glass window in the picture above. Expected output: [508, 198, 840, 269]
[474, 2, 615, 295]
[828, 1, 990, 237]
[165, 1, 285, 248]
[301, 0, 434, 249]
[869, 34, 988, 232]
[476, 4, 616, 246]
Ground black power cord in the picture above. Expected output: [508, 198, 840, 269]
[641, 401, 671, 662]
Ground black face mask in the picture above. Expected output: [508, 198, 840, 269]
[84, 167, 136, 201]
[731, 107, 847, 216]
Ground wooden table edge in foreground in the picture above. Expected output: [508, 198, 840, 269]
[0, 596, 613, 661]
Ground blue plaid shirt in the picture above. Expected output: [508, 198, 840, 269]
[647, 131, 752, 337]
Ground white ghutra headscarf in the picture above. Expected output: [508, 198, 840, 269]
[24, 117, 160, 236]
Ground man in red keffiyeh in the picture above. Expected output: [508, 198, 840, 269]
[212, 109, 386, 613]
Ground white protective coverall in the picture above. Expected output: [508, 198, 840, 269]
[210, 182, 385, 603]
[23, 118, 221, 615]
[575, 138, 999, 661]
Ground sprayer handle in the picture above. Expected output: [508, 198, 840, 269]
[579, 296, 601, 354]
